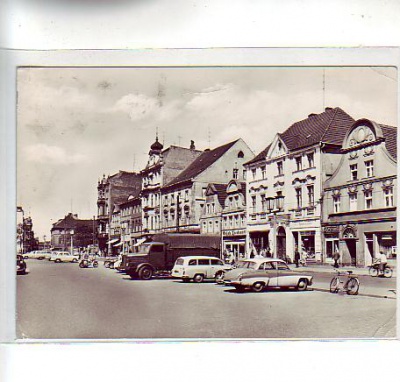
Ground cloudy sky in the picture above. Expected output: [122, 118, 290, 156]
[17, 66, 397, 238]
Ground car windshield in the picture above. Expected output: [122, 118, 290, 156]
[236, 261, 258, 269]
[137, 244, 151, 254]
[175, 258, 184, 266]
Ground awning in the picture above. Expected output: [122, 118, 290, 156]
[114, 242, 123, 247]
[107, 238, 119, 245]
[133, 238, 147, 247]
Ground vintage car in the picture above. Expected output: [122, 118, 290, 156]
[17, 255, 29, 275]
[172, 256, 232, 283]
[24, 250, 52, 260]
[49, 251, 79, 263]
[223, 258, 313, 292]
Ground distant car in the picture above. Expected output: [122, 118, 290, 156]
[24, 250, 52, 260]
[50, 251, 79, 263]
[172, 256, 232, 283]
[17, 255, 28, 274]
[223, 258, 313, 292]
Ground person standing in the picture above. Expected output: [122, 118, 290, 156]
[294, 247, 300, 268]
[333, 251, 340, 268]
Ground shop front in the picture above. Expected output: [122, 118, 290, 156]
[223, 228, 246, 261]
[248, 230, 270, 256]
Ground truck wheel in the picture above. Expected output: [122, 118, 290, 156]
[139, 266, 153, 280]
[193, 274, 204, 283]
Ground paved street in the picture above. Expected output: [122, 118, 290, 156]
[17, 259, 397, 340]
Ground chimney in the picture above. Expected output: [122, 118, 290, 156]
[190, 140, 195, 150]
[308, 113, 317, 118]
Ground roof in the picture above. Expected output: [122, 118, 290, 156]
[208, 183, 228, 207]
[246, 107, 355, 166]
[380, 124, 397, 159]
[52, 213, 95, 230]
[163, 139, 239, 188]
[245, 144, 271, 166]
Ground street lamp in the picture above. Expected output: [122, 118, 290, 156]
[70, 229, 74, 255]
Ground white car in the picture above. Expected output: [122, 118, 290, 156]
[172, 256, 232, 283]
[24, 250, 52, 260]
[50, 251, 79, 263]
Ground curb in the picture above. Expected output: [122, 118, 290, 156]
[312, 287, 397, 300]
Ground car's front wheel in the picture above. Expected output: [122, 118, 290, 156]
[297, 279, 309, 291]
[252, 282, 265, 293]
[55, 259, 61, 263]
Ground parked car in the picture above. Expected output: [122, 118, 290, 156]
[49, 251, 79, 263]
[24, 250, 52, 260]
[223, 258, 313, 292]
[17, 255, 28, 274]
[172, 256, 232, 283]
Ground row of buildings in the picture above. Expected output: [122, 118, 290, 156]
[17, 207, 40, 254]
[51, 106, 397, 267]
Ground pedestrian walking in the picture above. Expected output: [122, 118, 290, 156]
[333, 251, 340, 268]
[294, 247, 300, 268]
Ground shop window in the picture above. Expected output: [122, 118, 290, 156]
[365, 160, 374, 178]
[350, 164, 358, 180]
[384, 187, 394, 207]
[365, 190, 373, 209]
[325, 239, 339, 258]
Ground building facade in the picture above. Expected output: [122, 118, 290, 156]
[141, 138, 202, 235]
[244, 107, 355, 262]
[322, 119, 397, 266]
[96, 171, 142, 252]
[119, 195, 142, 253]
[161, 139, 254, 234]
[51, 213, 98, 251]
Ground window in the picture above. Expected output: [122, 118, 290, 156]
[276, 191, 284, 210]
[350, 164, 358, 180]
[384, 187, 394, 207]
[307, 185, 314, 206]
[188, 259, 197, 266]
[233, 168, 239, 179]
[243, 169, 247, 180]
[365, 190, 373, 209]
[277, 161, 283, 175]
[261, 166, 266, 179]
[152, 244, 164, 253]
[202, 188, 207, 197]
[349, 193, 358, 211]
[251, 195, 256, 212]
[261, 194, 266, 211]
[238, 151, 244, 158]
[211, 259, 224, 266]
[333, 196, 341, 213]
[296, 188, 302, 209]
[198, 259, 210, 265]
[307, 153, 314, 168]
[295, 157, 302, 171]
[259, 262, 275, 270]
[365, 160, 374, 178]
[212, 203, 215, 213]
[252, 169, 256, 180]
[184, 190, 189, 201]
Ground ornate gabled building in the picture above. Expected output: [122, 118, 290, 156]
[96, 171, 142, 252]
[244, 107, 355, 262]
[161, 138, 254, 234]
[119, 194, 142, 253]
[140, 137, 203, 234]
[322, 119, 397, 266]
[200, 183, 228, 235]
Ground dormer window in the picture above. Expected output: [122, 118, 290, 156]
[365, 160, 374, 178]
[295, 157, 302, 171]
[350, 164, 358, 180]
[307, 153, 314, 168]
[238, 151, 244, 158]
[277, 161, 283, 176]
[261, 166, 266, 179]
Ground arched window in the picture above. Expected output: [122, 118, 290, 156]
[237, 151, 244, 158]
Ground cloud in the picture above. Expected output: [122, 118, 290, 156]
[109, 93, 159, 121]
[25, 144, 86, 165]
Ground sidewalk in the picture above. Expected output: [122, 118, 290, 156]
[293, 263, 397, 277]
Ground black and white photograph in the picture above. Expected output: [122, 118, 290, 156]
[15, 64, 397, 340]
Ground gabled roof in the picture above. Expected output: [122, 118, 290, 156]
[207, 183, 228, 207]
[163, 139, 240, 188]
[380, 124, 397, 160]
[246, 107, 355, 166]
[52, 213, 94, 230]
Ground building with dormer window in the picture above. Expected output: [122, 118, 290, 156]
[322, 119, 397, 266]
[244, 107, 355, 262]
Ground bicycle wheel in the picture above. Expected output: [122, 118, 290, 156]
[384, 267, 393, 278]
[369, 266, 378, 277]
[330, 277, 340, 293]
[346, 277, 360, 295]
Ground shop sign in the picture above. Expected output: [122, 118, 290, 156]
[223, 229, 246, 236]
[323, 226, 340, 233]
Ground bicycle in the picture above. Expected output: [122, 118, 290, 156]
[368, 262, 393, 278]
[329, 270, 360, 295]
